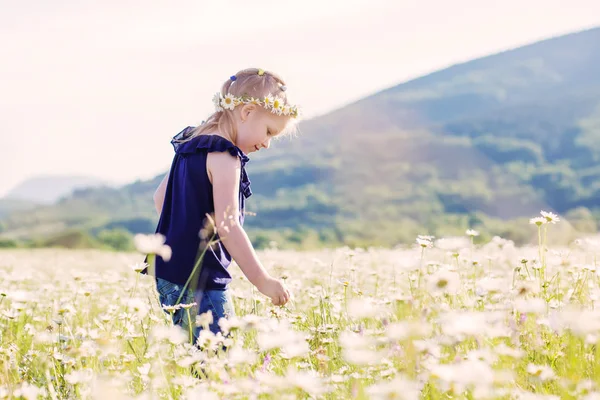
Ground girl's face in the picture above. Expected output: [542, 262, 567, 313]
[234, 104, 290, 155]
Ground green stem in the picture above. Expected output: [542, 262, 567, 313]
[129, 273, 140, 300]
[147, 254, 155, 278]
[126, 340, 141, 363]
[175, 234, 218, 306]
[537, 226, 542, 268]
[470, 236, 474, 266]
[543, 224, 548, 269]
[186, 308, 193, 345]
[418, 248, 425, 291]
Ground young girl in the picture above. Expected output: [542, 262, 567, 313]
[147, 68, 297, 342]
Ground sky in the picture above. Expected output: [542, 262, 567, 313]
[1, 0, 599, 197]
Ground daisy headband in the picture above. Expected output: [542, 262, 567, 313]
[212, 92, 301, 118]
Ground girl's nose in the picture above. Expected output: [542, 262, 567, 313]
[262, 139, 271, 149]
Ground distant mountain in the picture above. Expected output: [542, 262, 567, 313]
[2, 27, 600, 248]
[4, 175, 113, 204]
[243, 26, 600, 245]
[0, 198, 39, 219]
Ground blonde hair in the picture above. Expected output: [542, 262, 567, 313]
[185, 68, 298, 144]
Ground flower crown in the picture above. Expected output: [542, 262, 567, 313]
[212, 92, 301, 118]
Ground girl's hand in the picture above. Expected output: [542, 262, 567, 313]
[259, 277, 292, 306]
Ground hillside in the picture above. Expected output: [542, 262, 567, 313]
[4, 175, 112, 204]
[244, 26, 600, 245]
[0, 198, 39, 219]
[2, 27, 600, 248]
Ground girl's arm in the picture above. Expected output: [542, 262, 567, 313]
[153, 172, 169, 216]
[207, 152, 290, 305]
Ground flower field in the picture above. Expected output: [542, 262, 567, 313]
[2, 214, 600, 399]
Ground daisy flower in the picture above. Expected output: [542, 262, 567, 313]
[248, 97, 262, 106]
[529, 217, 546, 226]
[263, 94, 275, 109]
[290, 105, 300, 117]
[466, 229, 479, 237]
[161, 304, 180, 313]
[220, 93, 236, 110]
[271, 97, 284, 115]
[526, 363, 555, 381]
[212, 93, 223, 111]
[540, 211, 560, 224]
[418, 234, 435, 241]
[134, 233, 172, 261]
[130, 262, 147, 273]
[416, 237, 433, 248]
[282, 105, 291, 116]
[427, 269, 461, 295]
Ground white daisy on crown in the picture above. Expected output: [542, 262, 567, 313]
[212, 70, 301, 118]
[212, 92, 300, 118]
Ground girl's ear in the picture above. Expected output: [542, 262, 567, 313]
[240, 104, 257, 122]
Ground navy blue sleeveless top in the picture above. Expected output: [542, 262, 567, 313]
[145, 126, 252, 291]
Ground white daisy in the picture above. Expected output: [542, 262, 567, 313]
[195, 310, 214, 328]
[263, 94, 275, 109]
[271, 97, 284, 115]
[416, 237, 433, 248]
[526, 363, 555, 381]
[290, 105, 300, 117]
[529, 217, 546, 226]
[212, 93, 223, 111]
[426, 269, 460, 295]
[282, 105, 291, 115]
[13, 383, 45, 400]
[130, 262, 147, 273]
[220, 93, 236, 110]
[540, 211, 560, 224]
[248, 97, 262, 106]
[133, 233, 172, 261]
[466, 229, 479, 237]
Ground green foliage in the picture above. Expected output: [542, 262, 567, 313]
[473, 135, 543, 165]
[37, 230, 100, 249]
[0, 238, 18, 248]
[95, 218, 157, 235]
[96, 229, 134, 251]
[250, 232, 272, 250]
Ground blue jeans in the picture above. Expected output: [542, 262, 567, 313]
[155, 276, 235, 344]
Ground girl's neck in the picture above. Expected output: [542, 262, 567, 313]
[204, 130, 234, 144]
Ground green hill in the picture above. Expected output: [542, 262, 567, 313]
[4, 175, 111, 204]
[2, 27, 600, 249]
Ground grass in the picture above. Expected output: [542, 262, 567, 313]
[1, 217, 600, 399]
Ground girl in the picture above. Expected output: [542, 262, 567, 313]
[147, 68, 298, 342]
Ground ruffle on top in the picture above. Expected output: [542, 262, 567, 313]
[170, 126, 252, 198]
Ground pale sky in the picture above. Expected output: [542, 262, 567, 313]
[1, 0, 599, 197]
